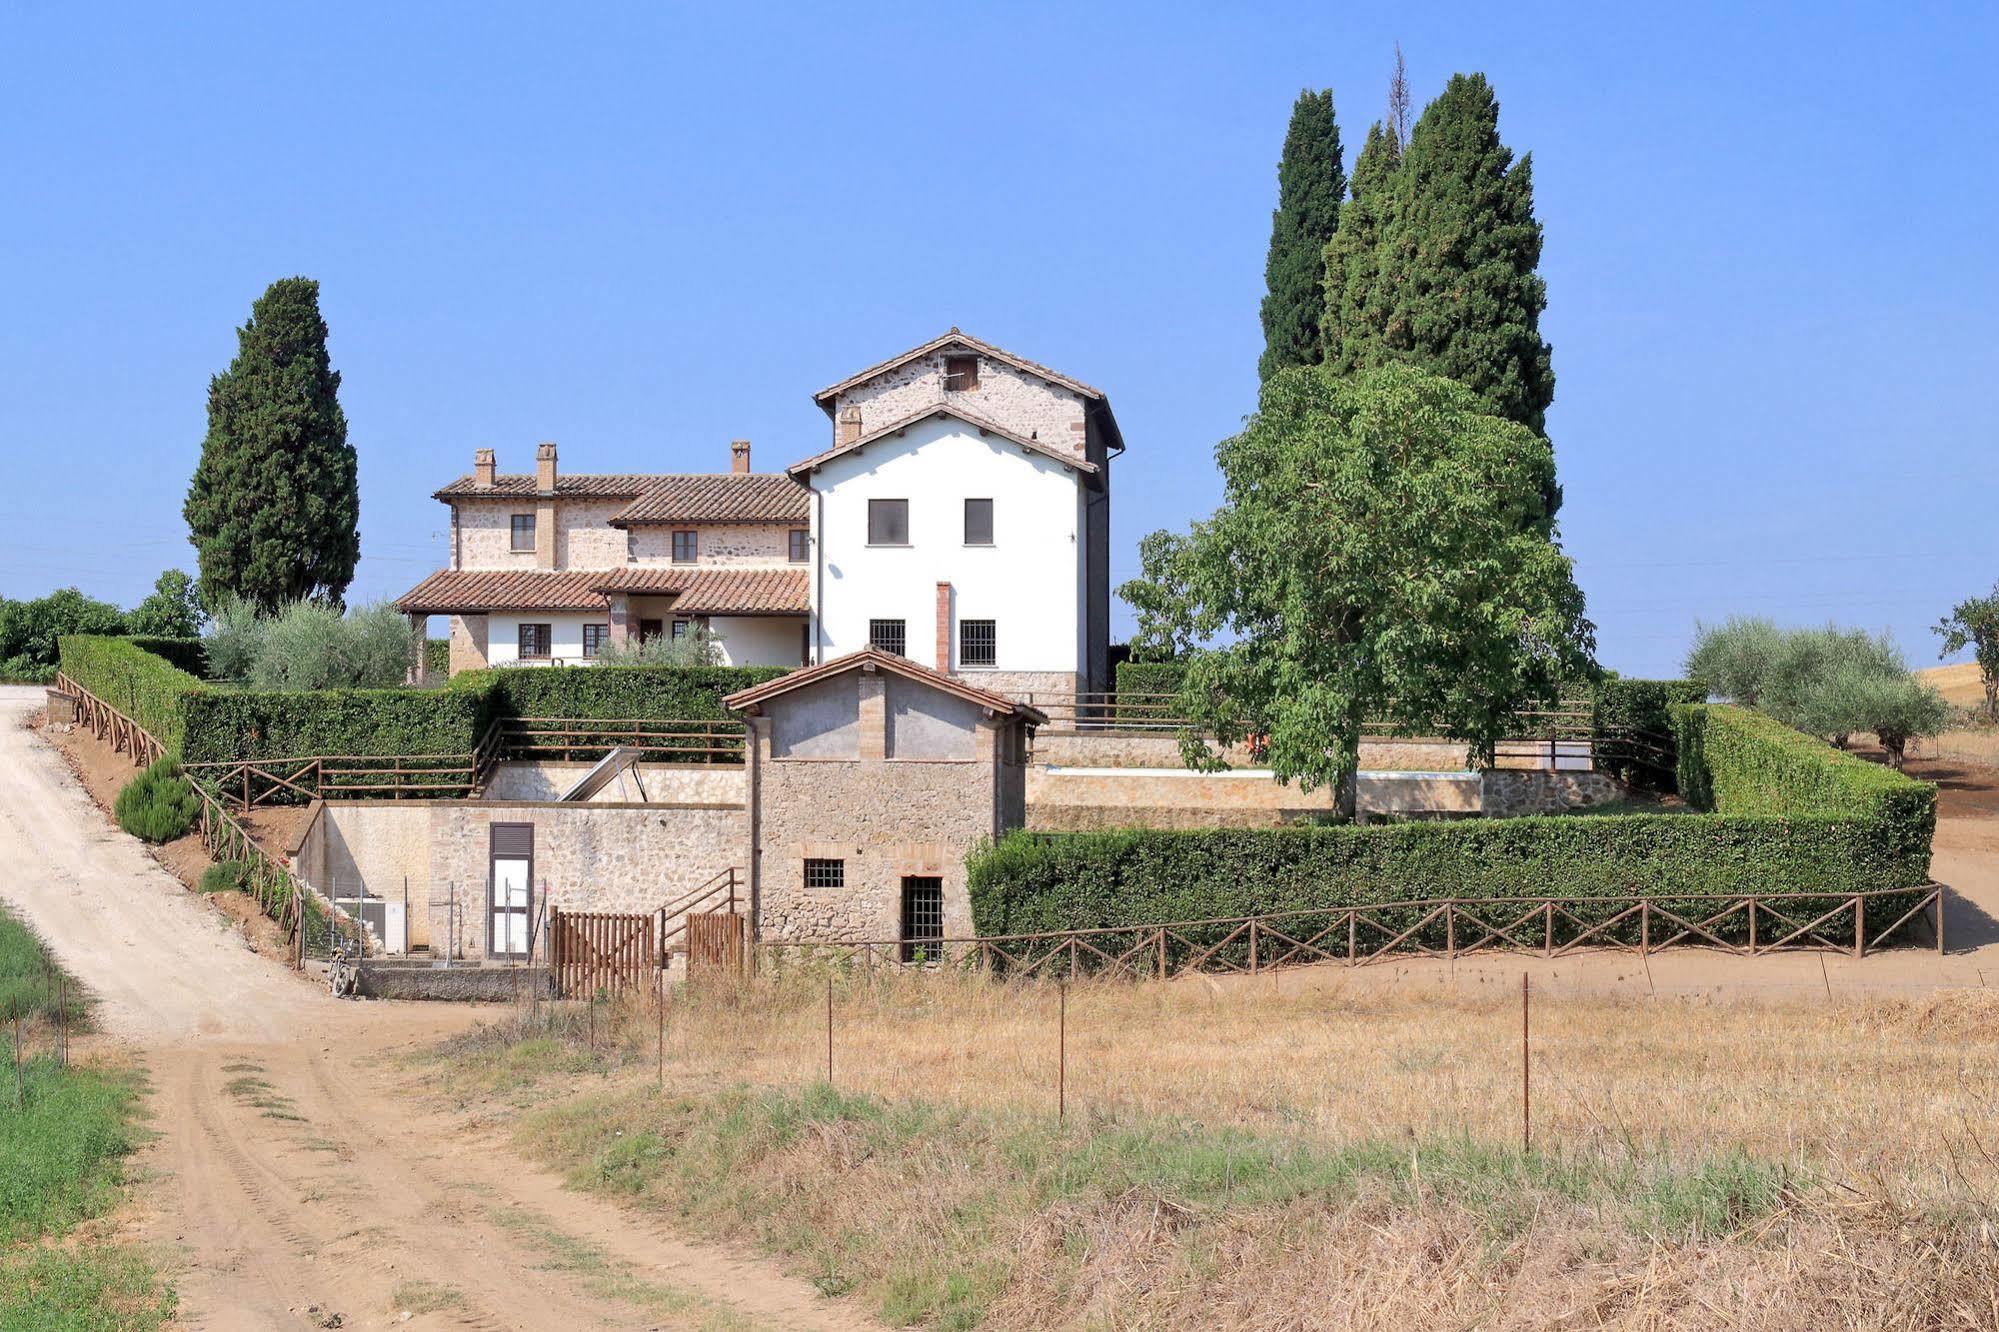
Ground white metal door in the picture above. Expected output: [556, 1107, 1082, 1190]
[491, 857, 531, 958]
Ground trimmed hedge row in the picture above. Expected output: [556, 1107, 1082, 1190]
[1592, 677, 1707, 790]
[56, 635, 206, 752]
[450, 664, 789, 721]
[180, 687, 492, 764]
[968, 704, 1935, 947]
[1113, 660, 1185, 699]
[123, 636, 208, 678]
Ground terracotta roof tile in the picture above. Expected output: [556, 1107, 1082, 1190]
[396, 567, 808, 616]
[723, 645, 1046, 724]
[609, 474, 810, 525]
[786, 404, 1098, 479]
[432, 474, 655, 500]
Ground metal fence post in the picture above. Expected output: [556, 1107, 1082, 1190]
[1521, 973, 1531, 1155]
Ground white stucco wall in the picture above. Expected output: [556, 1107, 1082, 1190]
[709, 615, 806, 668]
[486, 614, 595, 666]
[807, 417, 1084, 677]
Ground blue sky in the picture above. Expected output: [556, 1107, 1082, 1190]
[3, 2, 1994, 676]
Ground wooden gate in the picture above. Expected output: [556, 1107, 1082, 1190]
[548, 906, 657, 997]
[685, 911, 746, 976]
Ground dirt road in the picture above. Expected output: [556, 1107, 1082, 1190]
[0, 688, 873, 1332]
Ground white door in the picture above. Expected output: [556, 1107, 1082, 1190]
[489, 821, 534, 959]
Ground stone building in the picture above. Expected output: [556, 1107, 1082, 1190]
[724, 647, 1043, 947]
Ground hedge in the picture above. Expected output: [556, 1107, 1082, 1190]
[424, 637, 449, 677]
[1113, 660, 1184, 699]
[123, 636, 208, 678]
[450, 664, 789, 721]
[180, 686, 492, 764]
[1592, 677, 1707, 791]
[56, 635, 207, 753]
[968, 704, 1935, 951]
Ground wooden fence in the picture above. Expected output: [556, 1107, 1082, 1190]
[759, 885, 1947, 981]
[54, 672, 164, 768]
[548, 906, 658, 997]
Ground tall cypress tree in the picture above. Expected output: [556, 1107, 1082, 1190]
[184, 277, 359, 611]
[1257, 89, 1346, 382]
[1321, 120, 1402, 373]
[1371, 74, 1554, 438]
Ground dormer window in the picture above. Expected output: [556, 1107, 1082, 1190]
[944, 354, 979, 392]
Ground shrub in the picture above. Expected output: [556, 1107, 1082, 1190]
[201, 596, 266, 683]
[424, 637, 450, 677]
[245, 599, 412, 690]
[0, 588, 126, 676]
[589, 623, 724, 666]
[123, 636, 208, 677]
[198, 861, 251, 894]
[1590, 678, 1706, 791]
[450, 664, 787, 722]
[179, 685, 492, 765]
[1114, 660, 1186, 699]
[56, 635, 207, 752]
[1684, 617, 1786, 707]
[1, 655, 54, 684]
[113, 758, 201, 843]
[971, 705, 1934, 949]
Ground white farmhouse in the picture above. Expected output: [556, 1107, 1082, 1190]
[398, 330, 1123, 699]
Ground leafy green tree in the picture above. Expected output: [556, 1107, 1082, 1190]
[1684, 616, 1784, 706]
[242, 600, 412, 690]
[1935, 585, 1999, 720]
[1321, 120, 1402, 372]
[1257, 89, 1346, 382]
[1120, 363, 1594, 819]
[201, 596, 267, 682]
[0, 587, 126, 679]
[184, 277, 359, 612]
[127, 569, 204, 638]
[1805, 666, 1949, 769]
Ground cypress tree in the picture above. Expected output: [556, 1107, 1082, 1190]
[1257, 89, 1346, 382]
[1321, 120, 1402, 373]
[1371, 74, 1554, 438]
[184, 277, 359, 611]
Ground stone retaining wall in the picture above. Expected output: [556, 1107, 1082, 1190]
[482, 760, 746, 805]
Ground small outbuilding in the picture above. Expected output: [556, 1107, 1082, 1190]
[725, 647, 1043, 951]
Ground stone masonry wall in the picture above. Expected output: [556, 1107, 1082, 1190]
[454, 498, 628, 571]
[481, 761, 747, 804]
[958, 669, 1083, 703]
[1479, 770, 1625, 817]
[448, 614, 489, 673]
[835, 353, 1087, 460]
[1031, 733, 1475, 772]
[754, 744, 998, 943]
[630, 524, 796, 567]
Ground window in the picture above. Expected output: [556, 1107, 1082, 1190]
[581, 624, 609, 658]
[804, 858, 845, 890]
[960, 619, 996, 668]
[670, 619, 689, 641]
[638, 618, 663, 643]
[944, 354, 979, 392]
[788, 528, 809, 563]
[517, 623, 552, 659]
[868, 498, 908, 545]
[510, 513, 536, 552]
[672, 530, 698, 563]
[963, 498, 993, 546]
[869, 619, 906, 656]
[900, 877, 944, 963]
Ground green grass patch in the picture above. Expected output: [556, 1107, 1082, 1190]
[0, 1243, 175, 1331]
[0, 912, 84, 1030]
[507, 1077, 1794, 1331]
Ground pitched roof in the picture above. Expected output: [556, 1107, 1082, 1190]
[608, 474, 809, 525]
[433, 474, 654, 500]
[785, 403, 1099, 480]
[811, 329, 1104, 412]
[395, 567, 808, 616]
[722, 645, 1046, 725]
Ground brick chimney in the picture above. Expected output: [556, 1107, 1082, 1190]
[731, 439, 751, 473]
[473, 448, 496, 487]
[935, 582, 952, 673]
[838, 405, 862, 446]
[535, 441, 557, 492]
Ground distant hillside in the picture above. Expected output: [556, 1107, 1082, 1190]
[1917, 661, 1987, 708]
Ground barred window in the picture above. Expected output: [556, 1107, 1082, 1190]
[510, 513, 536, 552]
[900, 876, 944, 963]
[959, 619, 996, 668]
[517, 623, 552, 659]
[788, 528, 809, 563]
[869, 619, 906, 656]
[581, 624, 609, 658]
[672, 530, 698, 563]
[804, 858, 845, 890]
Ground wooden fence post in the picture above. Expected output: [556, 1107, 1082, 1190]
[1520, 973, 1531, 1155]
[1854, 895, 1864, 959]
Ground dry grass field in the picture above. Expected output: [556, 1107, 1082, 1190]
[425, 971, 1999, 1330]
[1919, 662, 1990, 710]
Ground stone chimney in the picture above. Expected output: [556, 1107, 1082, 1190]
[731, 439, 751, 473]
[838, 405, 862, 446]
[473, 448, 496, 487]
[535, 441, 557, 492]
[935, 582, 952, 673]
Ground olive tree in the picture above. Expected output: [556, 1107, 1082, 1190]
[1120, 362, 1594, 820]
[1935, 585, 1999, 721]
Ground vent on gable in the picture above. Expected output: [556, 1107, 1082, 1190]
[944, 354, 979, 392]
